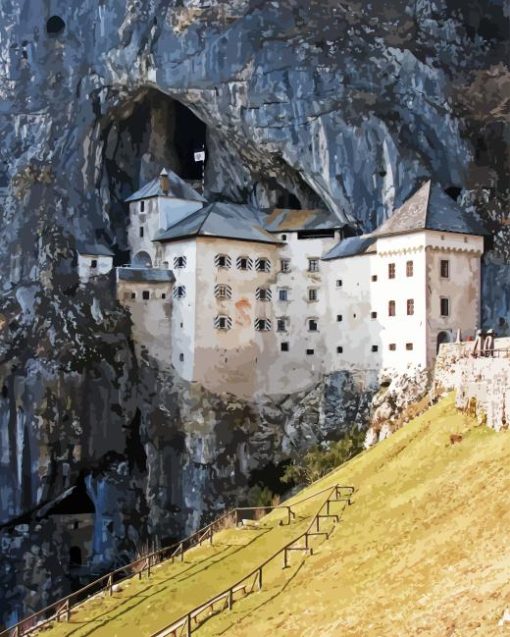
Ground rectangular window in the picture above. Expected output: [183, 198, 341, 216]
[215, 315, 232, 330]
[277, 318, 288, 332]
[336, 280, 342, 287]
[255, 258, 271, 272]
[142, 290, 150, 300]
[140, 200, 145, 213]
[215, 284, 232, 300]
[336, 346, 343, 354]
[388, 263, 395, 279]
[215, 254, 232, 269]
[130, 292, 136, 300]
[440, 297, 450, 317]
[371, 345, 378, 352]
[255, 318, 272, 331]
[90, 259, 97, 269]
[306, 349, 315, 356]
[256, 287, 272, 301]
[173, 285, 186, 299]
[337, 314, 343, 322]
[388, 300, 396, 316]
[139, 226, 144, 238]
[281, 342, 289, 352]
[406, 260, 414, 277]
[236, 256, 253, 271]
[308, 319, 318, 332]
[278, 288, 289, 302]
[308, 258, 319, 272]
[406, 343, 414, 351]
[162, 293, 166, 299]
[407, 299, 414, 316]
[440, 259, 449, 278]
[308, 288, 318, 302]
[174, 256, 187, 269]
[280, 259, 290, 273]
[371, 275, 378, 282]
[371, 311, 377, 319]
[389, 343, 396, 351]
[179, 353, 184, 362]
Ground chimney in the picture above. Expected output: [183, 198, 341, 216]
[159, 168, 170, 195]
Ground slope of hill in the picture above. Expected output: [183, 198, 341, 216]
[40, 395, 510, 636]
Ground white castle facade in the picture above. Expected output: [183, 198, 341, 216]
[81, 169, 486, 398]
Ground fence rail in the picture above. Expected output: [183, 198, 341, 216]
[0, 485, 346, 637]
[150, 484, 354, 637]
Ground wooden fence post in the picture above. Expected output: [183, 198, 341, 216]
[209, 528, 213, 546]
[147, 555, 151, 578]
[107, 574, 113, 596]
[287, 507, 291, 526]
[180, 543, 184, 562]
[257, 567, 262, 591]
[186, 613, 192, 637]
[65, 599, 71, 622]
[282, 547, 288, 569]
[228, 588, 233, 611]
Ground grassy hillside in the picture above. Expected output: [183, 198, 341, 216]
[42, 395, 510, 636]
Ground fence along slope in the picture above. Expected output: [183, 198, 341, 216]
[150, 484, 354, 637]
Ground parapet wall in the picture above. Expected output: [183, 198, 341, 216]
[433, 337, 510, 431]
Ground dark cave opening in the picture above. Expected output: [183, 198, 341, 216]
[248, 460, 292, 498]
[46, 16, 65, 35]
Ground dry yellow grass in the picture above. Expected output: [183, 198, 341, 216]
[40, 395, 510, 636]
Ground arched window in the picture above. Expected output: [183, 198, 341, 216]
[132, 251, 152, 268]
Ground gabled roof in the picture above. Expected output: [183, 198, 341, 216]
[76, 239, 114, 257]
[125, 168, 206, 203]
[154, 202, 282, 245]
[117, 267, 175, 283]
[263, 208, 346, 233]
[372, 181, 487, 238]
[322, 235, 376, 260]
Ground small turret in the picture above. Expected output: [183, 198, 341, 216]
[159, 168, 170, 195]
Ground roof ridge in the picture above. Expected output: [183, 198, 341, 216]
[196, 201, 215, 234]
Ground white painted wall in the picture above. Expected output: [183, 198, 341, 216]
[78, 254, 113, 284]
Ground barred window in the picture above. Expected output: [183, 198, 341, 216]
[173, 285, 186, 299]
[256, 287, 272, 301]
[255, 257, 271, 272]
[407, 299, 414, 316]
[440, 260, 449, 278]
[308, 288, 319, 302]
[255, 318, 272, 331]
[214, 284, 232, 300]
[236, 256, 253, 271]
[174, 256, 187, 269]
[440, 297, 450, 317]
[214, 315, 232, 330]
[276, 317, 288, 332]
[308, 258, 319, 272]
[388, 263, 395, 279]
[406, 260, 414, 277]
[280, 259, 290, 273]
[388, 300, 396, 316]
[215, 254, 232, 269]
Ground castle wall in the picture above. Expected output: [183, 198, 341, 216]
[77, 254, 113, 284]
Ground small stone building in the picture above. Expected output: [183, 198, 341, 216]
[76, 240, 114, 284]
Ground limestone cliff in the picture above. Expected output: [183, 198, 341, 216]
[0, 0, 508, 626]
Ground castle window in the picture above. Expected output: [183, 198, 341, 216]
[306, 349, 315, 356]
[174, 256, 187, 269]
[337, 314, 343, 322]
[440, 259, 449, 278]
[308, 258, 319, 272]
[337, 346, 343, 354]
[406, 260, 414, 277]
[281, 342, 289, 352]
[142, 290, 150, 300]
[237, 256, 253, 271]
[406, 343, 414, 351]
[280, 259, 290, 273]
[371, 311, 377, 319]
[308, 318, 318, 332]
[308, 288, 319, 302]
[256, 287, 272, 301]
[372, 345, 378, 352]
[255, 318, 272, 331]
[130, 292, 136, 300]
[90, 259, 97, 269]
[281, 234, 287, 241]
[162, 293, 166, 299]
[388, 300, 396, 316]
[139, 226, 144, 238]
[277, 318, 288, 332]
[440, 297, 450, 317]
[389, 343, 396, 351]
[140, 200, 145, 213]
[173, 286, 186, 299]
[278, 288, 289, 302]
[388, 263, 395, 279]
[336, 280, 342, 287]
[215, 284, 232, 300]
[371, 274, 378, 282]
[179, 353, 184, 362]
[407, 299, 415, 316]
[255, 257, 271, 272]
[215, 315, 232, 330]
[215, 254, 232, 269]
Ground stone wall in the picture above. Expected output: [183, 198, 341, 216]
[433, 337, 510, 431]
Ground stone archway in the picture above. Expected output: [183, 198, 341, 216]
[436, 330, 451, 353]
[132, 251, 152, 268]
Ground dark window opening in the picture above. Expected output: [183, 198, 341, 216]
[139, 226, 144, 238]
[388, 263, 395, 279]
[371, 275, 377, 282]
[69, 546, 82, 566]
[371, 311, 377, 319]
[140, 200, 145, 212]
[142, 290, 150, 300]
[337, 346, 343, 354]
[131, 292, 136, 299]
[306, 349, 315, 356]
[46, 15, 66, 35]
[308, 319, 318, 332]
[371, 345, 378, 352]
[440, 297, 450, 317]
[174, 101, 207, 180]
[281, 342, 289, 352]
[388, 300, 396, 317]
[90, 259, 97, 269]
[406, 343, 414, 351]
[162, 293, 166, 299]
[336, 280, 342, 287]
[298, 229, 335, 240]
[179, 353, 184, 362]
[389, 343, 396, 351]
[337, 314, 343, 322]
[440, 260, 449, 278]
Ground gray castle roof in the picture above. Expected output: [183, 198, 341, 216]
[125, 168, 206, 203]
[263, 208, 346, 233]
[154, 202, 282, 245]
[372, 181, 487, 238]
[322, 236, 376, 260]
[76, 239, 114, 257]
[117, 267, 175, 283]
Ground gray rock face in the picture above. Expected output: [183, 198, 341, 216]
[0, 0, 508, 627]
